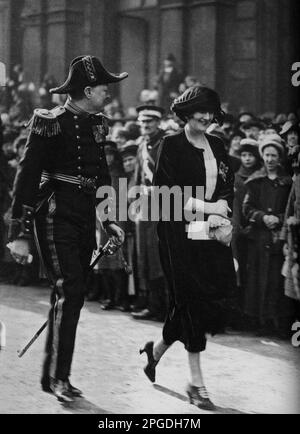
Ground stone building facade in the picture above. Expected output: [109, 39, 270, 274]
[0, 0, 299, 114]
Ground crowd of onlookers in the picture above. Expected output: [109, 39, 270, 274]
[0, 60, 299, 341]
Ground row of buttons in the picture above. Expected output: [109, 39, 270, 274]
[73, 114, 102, 191]
[74, 115, 83, 172]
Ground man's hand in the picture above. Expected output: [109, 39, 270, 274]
[105, 223, 125, 245]
[7, 239, 31, 265]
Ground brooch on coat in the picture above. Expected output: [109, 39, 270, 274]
[218, 161, 229, 182]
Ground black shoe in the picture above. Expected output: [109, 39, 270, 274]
[100, 300, 115, 310]
[139, 341, 158, 383]
[86, 292, 100, 301]
[186, 384, 215, 411]
[132, 309, 154, 320]
[52, 380, 75, 403]
[66, 379, 83, 397]
[41, 378, 53, 394]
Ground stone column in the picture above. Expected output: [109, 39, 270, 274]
[21, 0, 47, 84]
[45, 0, 84, 83]
[159, 0, 186, 72]
[0, 0, 11, 74]
[187, 0, 234, 90]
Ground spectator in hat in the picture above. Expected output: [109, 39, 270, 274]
[113, 127, 131, 150]
[96, 141, 127, 310]
[280, 121, 300, 156]
[156, 54, 183, 112]
[231, 138, 261, 328]
[241, 119, 264, 141]
[238, 112, 254, 125]
[243, 134, 294, 337]
[124, 121, 141, 140]
[132, 104, 167, 321]
[280, 124, 300, 318]
[118, 142, 139, 311]
[228, 130, 246, 159]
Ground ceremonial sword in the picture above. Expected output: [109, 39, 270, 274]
[17, 238, 131, 358]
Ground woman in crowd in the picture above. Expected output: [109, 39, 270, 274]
[231, 138, 261, 324]
[90, 141, 127, 308]
[243, 134, 294, 337]
[280, 122, 300, 319]
[139, 86, 236, 410]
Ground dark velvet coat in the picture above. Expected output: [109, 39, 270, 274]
[242, 167, 293, 322]
[153, 130, 236, 335]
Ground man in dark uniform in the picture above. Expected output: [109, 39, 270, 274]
[132, 105, 168, 321]
[8, 55, 127, 402]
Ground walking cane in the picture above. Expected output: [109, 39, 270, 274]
[17, 237, 128, 358]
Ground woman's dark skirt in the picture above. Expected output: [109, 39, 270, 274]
[158, 221, 236, 352]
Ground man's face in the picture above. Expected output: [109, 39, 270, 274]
[139, 118, 160, 136]
[122, 155, 136, 174]
[88, 85, 110, 111]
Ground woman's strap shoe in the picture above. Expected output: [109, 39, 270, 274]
[139, 341, 158, 383]
[186, 384, 215, 411]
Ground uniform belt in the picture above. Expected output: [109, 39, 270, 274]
[41, 171, 97, 191]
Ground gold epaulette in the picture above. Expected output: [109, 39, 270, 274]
[28, 106, 65, 137]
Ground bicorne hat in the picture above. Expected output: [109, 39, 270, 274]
[50, 55, 128, 94]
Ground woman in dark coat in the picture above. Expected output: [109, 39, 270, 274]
[243, 134, 293, 337]
[139, 86, 236, 410]
[231, 138, 261, 322]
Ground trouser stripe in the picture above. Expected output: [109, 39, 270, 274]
[46, 209, 65, 380]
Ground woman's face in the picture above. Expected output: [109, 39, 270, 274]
[230, 135, 242, 152]
[122, 155, 136, 174]
[187, 111, 214, 133]
[287, 131, 299, 150]
[262, 146, 280, 172]
[105, 152, 115, 166]
[241, 151, 257, 169]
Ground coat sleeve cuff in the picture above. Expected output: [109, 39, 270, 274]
[8, 205, 35, 242]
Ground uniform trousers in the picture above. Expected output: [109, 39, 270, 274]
[36, 185, 95, 382]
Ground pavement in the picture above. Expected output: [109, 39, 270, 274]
[0, 283, 299, 414]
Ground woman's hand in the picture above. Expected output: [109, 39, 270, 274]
[185, 198, 231, 216]
[205, 200, 231, 216]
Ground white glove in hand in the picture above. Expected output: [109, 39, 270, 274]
[6, 240, 32, 265]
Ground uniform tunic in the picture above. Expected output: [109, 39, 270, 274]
[9, 101, 112, 382]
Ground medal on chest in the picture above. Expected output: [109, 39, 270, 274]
[92, 125, 106, 143]
[92, 115, 109, 143]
